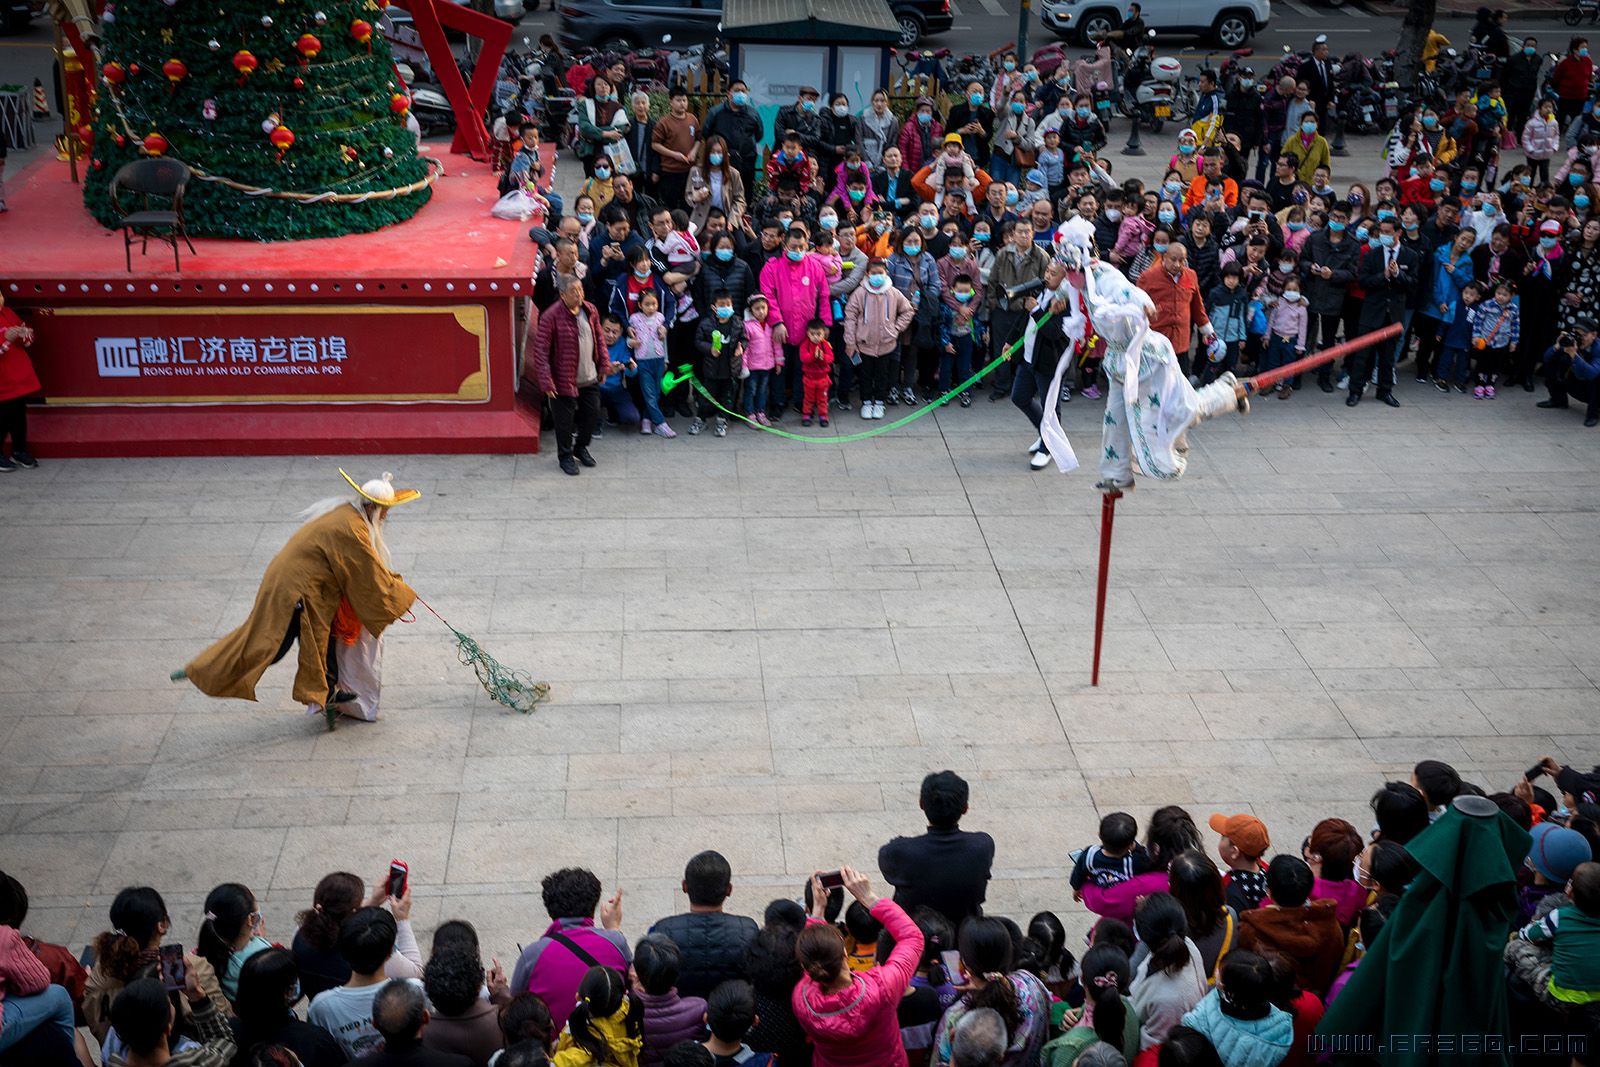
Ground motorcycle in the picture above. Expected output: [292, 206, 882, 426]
[1334, 51, 1383, 133]
[666, 41, 730, 90]
[1118, 32, 1181, 133]
[1217, 47, 1254, 95]
[894, 46, 953, 90]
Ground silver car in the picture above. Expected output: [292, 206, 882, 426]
[1040, 0, 1268, 48]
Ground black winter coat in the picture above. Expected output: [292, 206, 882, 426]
[649, 911, 759, 999]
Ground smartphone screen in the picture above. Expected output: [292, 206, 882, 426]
[387, 860, 409, 899]
[817, 870, 845, 890]
[940, 949, 964, 983]
[159, 943, 186, 992]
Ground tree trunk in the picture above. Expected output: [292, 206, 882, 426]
[1394, 0, 1437, 89]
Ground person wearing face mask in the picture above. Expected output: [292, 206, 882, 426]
[1347, 218, 1418, 408]
[874, 144, 917, 223]
[1385, 108, 1457, 181]
[944, 80, 997, 171]
[989, 90, 1038, 188]
[1553, 38, 1594, 127]
[687, 136, 747, 235]
[845, 260, 916, 419]
[575, 74, 631, 178]
[897, 96, 945, 173]
[1503, 37, 1543, 137]
[704, 80, 765, 199]
[987, 219, 1052, 399]
[774, 86, 826, 159]
[885, 226, 943, 406]
[1508, 218, 1572, 391]
[697, 232, 757, 329]
[1279, 114, 1330, 186]
[860, 89, 902, 168]
[818, 92, 862, 185]
[759, 224, 832, 419]
[231, 948, 345, 1067]
[578, 151, 619, 215]
[826, 224, 871, 407]
[1169, 130, 1204, 185]
[938, 232, 985, 316]
[1222, 68, 1263, 166]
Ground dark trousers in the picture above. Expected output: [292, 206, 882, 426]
[1545, 358, 1600, 418]
[655, 169, 689, 210]
[1010, 359, 1058, 433]
[271, 601, 340, 697]
[857, 352, 892, 402]
[769, 341, 802, 414]
[0, 398, 26, 453]
[551, 385, 601, 458]
[1350, 317, 1397, 397]
[1306, 311, 1344, 385]
[830, 322, 854, 400]
[1412, 316, 1446, 379]
[989, 308, 1026, 394]
[696, 376, 734, 419]
[939, 333, 975, 393]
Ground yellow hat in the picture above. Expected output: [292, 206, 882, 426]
[339, 468, 421, 507]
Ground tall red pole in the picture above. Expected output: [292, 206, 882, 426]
[1090, 489, 1122, 687]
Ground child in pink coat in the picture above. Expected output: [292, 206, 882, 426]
[741, 295, 779, 426]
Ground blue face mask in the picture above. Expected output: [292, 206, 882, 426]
[949, 246, 968, 259]
[1579, 195, 1593, 209]
[973, 231, 990, 242]
[1329, 220, 1347, 232]
[1356, 226, 1370, 240]
[715, 305, 734, 318]
[1025, 70, 1038, 81]
[1582, 47, 1591, 56]
[715, 247, 734, 262]
[1240, 78, 1254, 88]
[633, 266, 651, 280]
[1158, 209, 1176, 224]
[1152, 242, 1169, 253]
[1377, 209, 1396, 221]
[904, 243, 922, 256]
[1526, 45, 1537, 55]
[868, 274, 889, 290]
[594, 168, 611, 180]
[1003, 60, 1016, 71]
[1378, 233, 1396, 248]
[577, 212, 594, 225]
[917, 111, 932, 124]
[786, 249, 804, 262]
[1428, 179, 1446, 193]
[1011, 102, 1026, 115]
[800, 99, 817, 112]
[1540, 235, 1560, 249]
[1482, 203, 1498, 216]
[1571, 173, 1585, 186]
[1422, 115, 1438, 129]
[1301, 122, 1316, 134]
[732, 91, 749, 106]
[955, 290, 973, 302]
[1462, 180, 1478, 192]
[1164, 181, 1182, 194]
[819, 215, 838, 229]
[1058, 105, 1073, 117]
[1005, 190, 1019, 205]
[1077, 106, 1092, 119]
[708, 152, 723, 166]
[1288, 221, 1306, 231]
[969, 93, 984, 107]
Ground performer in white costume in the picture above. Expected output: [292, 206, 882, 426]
[1036, 218, 1249, 487]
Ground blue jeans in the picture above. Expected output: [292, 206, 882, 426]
[635, 359, 666, 424]
[1435, 344, 1471, 385]
[0, 984, 74, 1054]
[938, 333, 974, 395]
[744, 368, 771, 415]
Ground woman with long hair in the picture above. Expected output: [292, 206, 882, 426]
[575, 73, 630, 178]
[686, 136, 746, 234]
[196, 882, 272, 1004]
[744, 902, 810, 1066]
[291, 870, 422, 1003]
[793, 866, 923, 1067]
[1040, 942, 1138, 1066]
[1080, 806, 1204, 925]
[1130, 893, 1208, 1050]
[931, 917, 1050, 1067]
[1167, 851, 1235, 978]
[231, 947, 344, 1067]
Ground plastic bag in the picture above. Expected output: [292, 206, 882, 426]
[1246, 299, 1268, 337]
[611, 135, 637, 176]
[491, 189, 545, 221]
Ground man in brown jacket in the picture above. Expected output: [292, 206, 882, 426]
[1137, 243, 1213, 375]
[1237, 855, 1346, 997]
[530, 274, 611, 476]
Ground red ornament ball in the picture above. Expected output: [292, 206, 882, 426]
[127, 62, 140, 75]
[296, 33, 321, 59]
[77, 124, 93, 147]
[389, 92, 410, 114]
[142, 132, 168, 156]
[113, 132, 127, 146]
[350, 18, 372, 43]
[162, 57, 187, 83]
[93, 158, 104, 170]
[233, 49, 258, 77]
[270, 125, 296, 151]
[102, 61, 126, 85]
[293, 76, 305, 88]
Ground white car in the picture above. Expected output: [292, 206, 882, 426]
[1040, 0, 1268, 48]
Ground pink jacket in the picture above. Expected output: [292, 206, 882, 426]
[1081, 870, 1170, 926]
[1522, 115, 1561, 160]
[760, 253, 834, 338]
[742, 317, 778, 371]
[793, 899, 923, 1067]
[1113, 213, 1156, 264]
[0, 926, 53, 1041]
[1310, 877, 1368, 929]
[830, 160, 877, 206]
[1267, 298, 1307, 348]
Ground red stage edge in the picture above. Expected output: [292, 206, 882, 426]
[2, 152, 551, 458]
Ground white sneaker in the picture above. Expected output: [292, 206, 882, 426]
[1030, 450, 1052, 470]
[873, 401, 885, 419]
[1337, 373, 1350, 390]
[862, 402, 873, 419]
[1028, 436, 1043, 454]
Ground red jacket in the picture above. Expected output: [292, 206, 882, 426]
[0, 308, 41, 403]
[800, 338, 834, 380]
[1553, 55, 1594, 101]
[529, 300, 611, 398]
[793, 899, 923, 1067]
[1137, 264, 1211, 355]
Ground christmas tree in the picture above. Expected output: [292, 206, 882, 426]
[83, 0, 433, 240]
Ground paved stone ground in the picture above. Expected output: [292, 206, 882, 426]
[3, 382, 1599, 961]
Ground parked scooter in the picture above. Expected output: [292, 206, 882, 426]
[1118, 31, 1181, 132]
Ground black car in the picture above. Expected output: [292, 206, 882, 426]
[559, 0, 951, 51]
[1, 0, 43, 34]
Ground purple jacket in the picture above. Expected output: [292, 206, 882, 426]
[639, 989, 708, 1067]
[506, 919, 631, 1032]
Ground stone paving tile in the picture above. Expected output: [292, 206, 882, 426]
[2, 397, 1597, 961]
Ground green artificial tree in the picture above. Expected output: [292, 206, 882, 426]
[83, 0, 433, 240]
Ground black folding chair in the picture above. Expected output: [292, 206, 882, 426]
[109, 158, 198, 272]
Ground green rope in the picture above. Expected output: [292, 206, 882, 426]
[682, 310, 1056, 443]
[445, 622, 550, 713]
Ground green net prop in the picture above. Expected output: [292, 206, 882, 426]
[415, 597, 550, 714]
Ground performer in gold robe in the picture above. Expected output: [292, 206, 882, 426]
[174, 470, 418, 727]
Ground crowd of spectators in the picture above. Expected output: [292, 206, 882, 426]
[3, 760, 1600, 1067]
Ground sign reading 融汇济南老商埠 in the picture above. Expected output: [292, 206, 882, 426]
[33, 304, 490, 406]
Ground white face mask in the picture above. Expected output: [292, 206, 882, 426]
[1283, 290, 1301, 302]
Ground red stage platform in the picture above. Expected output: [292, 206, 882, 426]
[0, 148, 554, 457]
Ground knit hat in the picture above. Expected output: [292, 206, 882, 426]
[1209, 813, 1270, 859]
[1025, 169, 1047, 188]
[1527, 822, 1592, 882]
